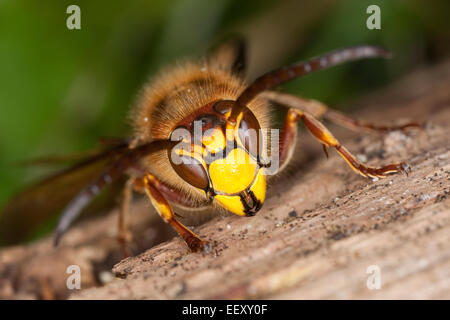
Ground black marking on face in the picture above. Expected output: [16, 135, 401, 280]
[239, 190, 262, 216]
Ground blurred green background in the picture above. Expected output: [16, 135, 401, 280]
[0, 0, 449, 243]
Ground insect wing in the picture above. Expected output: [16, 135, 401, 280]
[210, 36, 247, 75]
[0, 142, 129, 245]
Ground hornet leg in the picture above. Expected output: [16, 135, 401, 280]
[272, 92, 411, 178]
[140, 174, 210, 252]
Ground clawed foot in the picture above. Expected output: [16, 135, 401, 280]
[184, 235, 211, 253]
[398, 162, 412, 176]
[360, 161, 411, 179]
[336, 145, 412, 180]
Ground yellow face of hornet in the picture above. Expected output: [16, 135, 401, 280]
[209, 147, 266, 216]
[169, 102, 266, 216]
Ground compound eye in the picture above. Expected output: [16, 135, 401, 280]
[213, 100, 234, 115]
[169, 152, 209, 190]
[238, 109, 261, 157]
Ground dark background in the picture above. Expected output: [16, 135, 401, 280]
[0, 0, 449, 243]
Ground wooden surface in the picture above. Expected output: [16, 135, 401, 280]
[1, 60, 449, 300]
